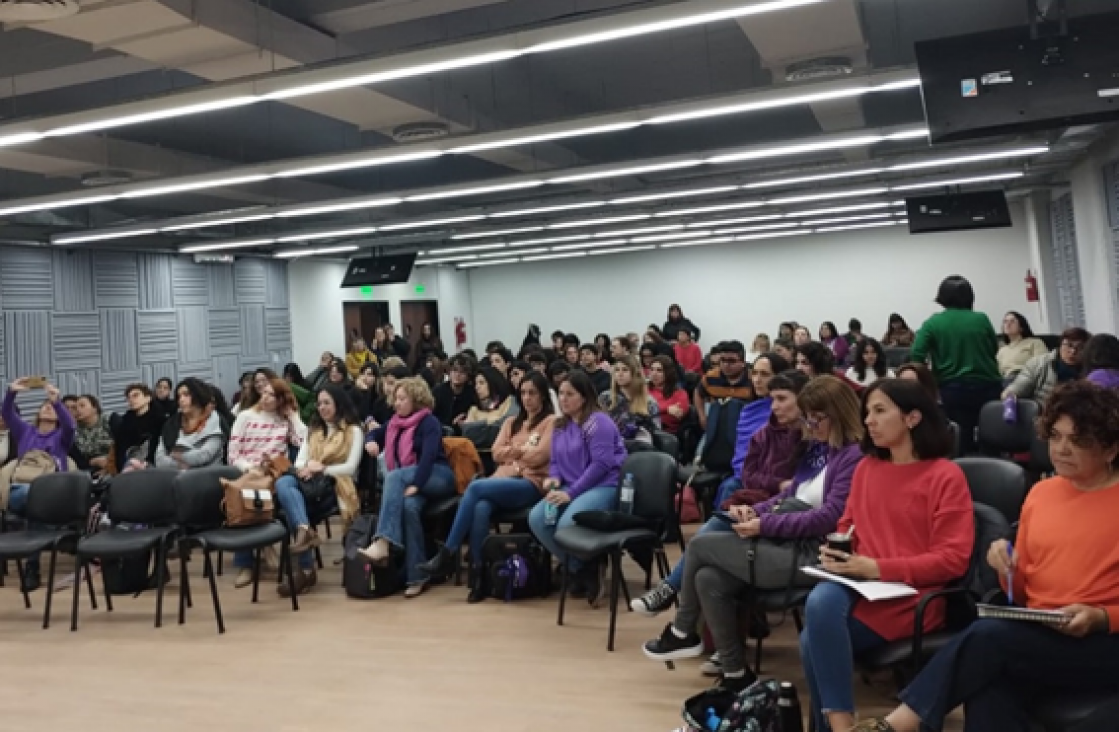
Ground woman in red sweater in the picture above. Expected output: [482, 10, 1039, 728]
[851, 381, 1119, 732]
[648, 355, 689, 434]
[798, 379, 974, 732]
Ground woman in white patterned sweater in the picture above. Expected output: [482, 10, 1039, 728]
[228, 378, 308, 589]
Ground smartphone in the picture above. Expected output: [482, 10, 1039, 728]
[24, 376, 46, 389]
[713, 511, 734, 524]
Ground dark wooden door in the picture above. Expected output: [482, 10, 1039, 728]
[400, 300, 440, 367]
[342, 301, 390, 349]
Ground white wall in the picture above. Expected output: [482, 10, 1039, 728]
[465, 205, 1038, 349]
[1068, 131, 1119, 335]
[288, 258, 465, 369]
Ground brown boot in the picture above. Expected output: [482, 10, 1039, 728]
[290, 526, 321, 554]
[277, 568, 316, 598]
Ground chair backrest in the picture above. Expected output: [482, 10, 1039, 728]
[977, 399, 1040, 455]
[884, 347, 911, 368]
[1029, 432, 1054, 475]
[955, 457, 1029, 525]
[625, 451, 678, 527]
[964, 502, 1012, 602]
[701, 398, 746, 472]
[173, 466, 242, 528]
[947, 421, 961, 459]
[107, 469, 181, 525]
[26, 472, 92, 526]
[651, 430, 680, 463]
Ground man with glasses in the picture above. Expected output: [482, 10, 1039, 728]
[1003, 327, 1091, 405]
[694, 341, 754, 431]
[432, 355, 478, 427]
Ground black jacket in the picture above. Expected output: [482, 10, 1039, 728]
[432, 382, 478, 427]
[113, 407, 165, 470]
[390, 336, 411, 361]
[662, 317, 701, 343]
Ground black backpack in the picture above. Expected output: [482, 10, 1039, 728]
[342, 514, 401, 599]
[481, 533, 550, 601]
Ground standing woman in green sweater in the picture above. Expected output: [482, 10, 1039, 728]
[910, 275, 1001, 455]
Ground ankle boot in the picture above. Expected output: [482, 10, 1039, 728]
[416, 545, 456, 578]
[466, 567, 486, 604]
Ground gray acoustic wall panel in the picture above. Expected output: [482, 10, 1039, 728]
[53, 250, 95, 312]
[94, 251, 139, 308]
[0, 247, 54, 311]
[0, 246, 291, 415]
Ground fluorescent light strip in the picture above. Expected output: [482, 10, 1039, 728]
[276, 150, 445, 178]
[405, 180, 544, 202]
[436, 242, 507, 255]
[551, 239, 628, 251]
[522, 252, 589, 262]
[890, 172, 1024, 191]
[379, 215, 487, 232]
[767, 187, 889, 206]
[458, 258, 522, 268]
[589, 245, 657, 256]
[0, 132, 46, 147]
[274, 245, 359, 259]
[888, 147, 1048, 172]
[593, 224, 684, 238]
[277, 226, 378, 243]
[687, 214, 785, 228]
[785, 202, 896, 218]
[743, 168, 885, 189]
[548, 214, 651, 229]
[707, 134, 885, 165]
[548, 159, 704, 185]
[655, 201, 765, 217]
[276, 198, 401, 217]
[490, 201, 606, 218]
[712, 222, 802, 234]
[46, 97, 258, 137]
[814, 221, 905, 233]
[452, 226, 545, 240]
[800, 212, 901, 226]
[180, 238, 276, 254]
[609, 186, 738, 205]
[54, 228, 158, 245]
[120, 175, 271, 199]
[631, 230, 713, 243]
[1, 195, 115, 217]
[481, 248, 546, 258]
[508, 234, 592, 246]
[161, 213, 276, 232]
[449, 121, 642, 154]
[659, 235, 736, 249]
[419, 255, 478, 265]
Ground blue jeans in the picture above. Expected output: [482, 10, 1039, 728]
[527, 485, 617, 572]
[7, 484, 40, 572]
[798, 581, 888, 731]
[234, 475, 312, 571]
[665, 516, 734, 590]
[898, 619, 1119, 732]
[713, 477, 740, 511]
[443, 477, 540, 567]
[375, 463, 457, 585]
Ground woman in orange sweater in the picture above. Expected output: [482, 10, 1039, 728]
[851, 381, 1119, 732]
[418, 371, 556, 602]
[798, 379, 974, 732]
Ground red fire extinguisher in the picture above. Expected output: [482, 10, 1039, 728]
[455, 317, 467, 348]
[1025, 270, 1039, 303]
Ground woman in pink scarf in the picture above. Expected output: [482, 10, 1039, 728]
[359, 377, 454, 597]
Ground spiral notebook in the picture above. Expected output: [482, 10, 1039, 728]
[976, 604, 1070, 627]
[801, 567, 917, 601]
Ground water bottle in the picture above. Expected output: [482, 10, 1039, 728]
[704, 707, 721, 732]
[1002, 394, 1018, 424]
[778, 682, 804, 732]
[544, 488, 559, 526]
[619, 473, 636, 514]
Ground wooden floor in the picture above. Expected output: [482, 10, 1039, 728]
[0, 534, 957, 732]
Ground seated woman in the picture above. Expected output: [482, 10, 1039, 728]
[819, 321, 850, 365]
[348, 362, 380, 421]
[283, 363, 316, 423]
[639, 343, 657, 379]
[115, 384, 163, 472]
[798, 379, 974, 732]
[0, 378, 76, 592]
[882, 313, 916, 348]
[345, 337, 378, 379]
[358, 378, 457, 599]
[648, 355, 690, 435]
[232, 368, 278, 416]
[463, 366, 516, 425]
[1003, 327, 1089, 404]
[153, 377, 176, 418]
[528, 371, 627, 605]
[641, 375, 864, 692]
[72, 395, 114, 476]
[548, 360, 572, 391]
[598, 355, 660, 444]
[1082, 333, 1119, 388]
[845, 337, 895, 388]
[154, 378, 227, 470]
[851, 381, 1119, 732]
[225, 378, 307, 589]
[270, 385, 365, 598]
[418, 371, 556, 602]
[996, 311, 1048, 383]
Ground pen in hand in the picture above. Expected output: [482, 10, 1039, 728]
[1006, 541, 1015, 606]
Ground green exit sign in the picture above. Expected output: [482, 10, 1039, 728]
[360, 286, 374, 297]
[414, 284, 426, 294]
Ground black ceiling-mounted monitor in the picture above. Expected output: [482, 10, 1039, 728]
[340, 254, 417, 287]
[905, 191, 1013, 234]
[915, 11, 1119, 144]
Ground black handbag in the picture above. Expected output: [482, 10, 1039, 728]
[298, 473, 336, 504]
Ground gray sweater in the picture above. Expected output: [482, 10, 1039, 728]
[154, 411, 226, 469]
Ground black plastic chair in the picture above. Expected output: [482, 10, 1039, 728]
[422, 494, 462, 586]
[71, 469, 180, 631]
[977, 399, 1041, 456]
[884, 347, 911, 368]
[0, 473, 94, 628]
[173, 467, 298, 634]
[954, 457, 1029, 525]
[651, 430, 680, 463]
[554, 452, 678, 651]
[854, 503, 1010, 686]
[1030, 690, 1119, 731]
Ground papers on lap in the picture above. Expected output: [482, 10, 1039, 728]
[801, 566, 918, 601]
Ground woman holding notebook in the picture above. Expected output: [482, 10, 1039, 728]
[848, 381, 1119, 732]
[797, 379, 974, 732]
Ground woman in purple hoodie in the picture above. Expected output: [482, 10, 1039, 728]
[1, 377, 76, 591]
[642, 375, 864, 692]
[1081, 334, 1119, 389]
[528, 370, 626, 606]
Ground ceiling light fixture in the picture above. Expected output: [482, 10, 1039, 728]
[593, 224, 685, 238]
[609, 186, 739, 205]
[711, 222, 802, 234]
[379, 215, 487, 231]
[275, 150, 445, 178]
[179, 238, 277, 254]
[276, 226, 378, 243]
[742, 168, 885, 189]
[707, 134, 886, 165]
[799, 212, 901, 226]
[435, 242, 507, 255]
[887, 147, 1049, 172]
[767, 187, 890, 206]
[548, 214, 652, 229]
[274, 245, 359, 259]
[161, 213, 276, 232]
[449, 121, 643, 154]
[655, 200, 765, 217]
[489, 201, 607, 218]
[46, 97, 258, 137]
[480, 248, 546, 258]
[275, 197, 402, 218]
[547, 160, 704, 184]
[418, 254, 479, 265]
[551, 239, 628, 251]
[659, 235, 736, 250]
[508, 234, 592, 246]
[813, 220, 905, 233]
[889, 172, 1024, 191]
[53, 228, 158, 245]
[589, 245, 657, 256]
[452, 226, 546, 240]
[405, 180, 545, 202]
[119, 175, 271, 199]
[521, 252, 589, 262]
[630, 230, 714, 243]
[457, 258, 522, 268]
[1, 195, 115, 217]
[687, 214, 785, 228]
[784, 202, 896, 217]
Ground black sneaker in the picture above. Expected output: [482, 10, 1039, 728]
[717, 671, 758, 695]
[643, 623, 704, 662]
[631, 581, 677, 617]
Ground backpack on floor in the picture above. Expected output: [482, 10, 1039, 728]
[682, 679, 781, 732]
[342, 514, 401, 599]
[481, 533, 549, 601]
[102, 550, 155, 596]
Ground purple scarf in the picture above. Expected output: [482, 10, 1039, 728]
[791, 440, 829, 487]
[385, 408, 431, 472]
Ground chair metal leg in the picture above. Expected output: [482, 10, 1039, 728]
[70, 559, 82, 632]
[322, 517, 332, 539]
[454, 547, 463, 587]
[153, 542, 167, 628]
[557, 557, 569, 627]
[102, 562, 114, 612]
[15, 558, 30, 609]
[281, 539, 299, 613]
[250, 548, 262, 604]
[618, 563, 633, 610]
[607, 551, 622, 652]
[178, 542, 191, 625]
[313, 544, 323, 569]
[42, 548, 58, 629]
[84, 560, 98, 610]
[216, 549, 223, 576]
[203, 550, 225, 634]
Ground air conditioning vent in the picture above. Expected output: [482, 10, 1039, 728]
[0, 0, 80, 22]
[81, 169, 134, 187]
[785, 56, 854, 82]
[392, 121, 450, 143]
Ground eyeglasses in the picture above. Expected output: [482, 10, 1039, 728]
[1061, 341, 1084, 352]
[720, 357, 743, 365]
[801, 414, 829, 429]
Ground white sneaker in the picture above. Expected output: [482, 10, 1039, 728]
[234, 569, 253, 589]
[630, 581, 677, 617]
[700, 652, 722, 677]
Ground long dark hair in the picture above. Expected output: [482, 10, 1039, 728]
[283, 362, 308, 390]
[311, 384, 360, 436]
[510, 371, 555, 434]
[476, 366, 511, 409]
[651, 355, 680, 397]
[1001, 310, 1036, 342]
[175, 378, 213, 412]
[1081, 334, 1119, 373]
[240, 367, 279, 411]
[852, 338, 889, 381]
[860, 379, 951, 461]
[555, 370, 601, 429]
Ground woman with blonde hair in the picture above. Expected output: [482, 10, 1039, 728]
[359, 377, 456, 598]
[751, 333, 772, 357]
[599, 354, 660, 443]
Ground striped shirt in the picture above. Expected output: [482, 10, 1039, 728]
[228, 408, 307, 471]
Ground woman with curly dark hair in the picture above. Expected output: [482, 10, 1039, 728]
[845, 337, 894, 388]
[848, 380, 1119, 732]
